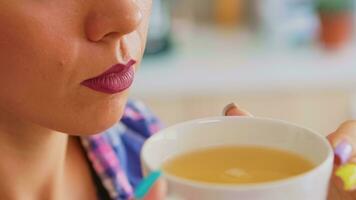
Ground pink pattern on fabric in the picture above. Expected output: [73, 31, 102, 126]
[149, 123, 161, 134]
[81, 136, 133, 199]
[124, 107, 145, 121]
[88, 152, 105, 173]
[97, 143, 112, 155]
[80, 100, 163, 199]
[103, 146, 133, 197]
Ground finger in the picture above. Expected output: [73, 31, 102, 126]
[328, 173, 356, 200]
[328, 172, 346, 200]
[222, 103, 253, 117]
[327, 121, 356, 166]
[327, 121, 356, 191]
[142, 179, 167, 200]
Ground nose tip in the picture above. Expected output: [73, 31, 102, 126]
[85, 1, 143, 42]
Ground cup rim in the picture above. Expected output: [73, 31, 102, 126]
[142, 116, 334, 191]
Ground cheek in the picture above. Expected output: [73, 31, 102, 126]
[0, 14, 74, 105]
[0, 10, 89, 133]
[0, 17, 130, 135]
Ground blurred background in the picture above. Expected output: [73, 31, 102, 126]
[131, 0, 356, 135]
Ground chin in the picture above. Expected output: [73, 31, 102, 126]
[48, 105, 126, 136]
[65, 94, 128, 135]
[61, 114, 124, 136]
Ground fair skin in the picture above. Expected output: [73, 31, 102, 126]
[0, 1, 354, 200]
[0, 0, 150, 199]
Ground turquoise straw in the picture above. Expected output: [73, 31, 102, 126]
[134, 170, 162, 199]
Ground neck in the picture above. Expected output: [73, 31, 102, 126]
[0, 109, 69, 200]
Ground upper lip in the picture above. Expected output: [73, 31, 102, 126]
[84, 59, 137, 81]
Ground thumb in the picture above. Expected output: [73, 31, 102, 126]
[327, 121, 356, 166]
[327, 121, 356, 191]
[223, 103, 253, 117]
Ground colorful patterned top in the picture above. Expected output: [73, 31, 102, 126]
[80, 100, 162, 200]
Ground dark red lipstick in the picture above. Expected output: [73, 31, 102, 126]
[81, 60, 136, 94]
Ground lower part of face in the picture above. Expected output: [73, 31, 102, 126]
[0, 1, 151, 135]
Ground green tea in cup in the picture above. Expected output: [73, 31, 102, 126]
[163, 145, 314, 184]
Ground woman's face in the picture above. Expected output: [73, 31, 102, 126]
[0, 1, 151, 135]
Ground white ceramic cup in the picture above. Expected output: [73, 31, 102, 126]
[141, 117, 334, 200]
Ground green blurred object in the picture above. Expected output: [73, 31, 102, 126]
[317, 0, 354, 13]
[144, 0, 172, 56]
[134, 171, 162, 199]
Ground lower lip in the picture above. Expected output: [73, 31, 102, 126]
[81, 67, 135, 94]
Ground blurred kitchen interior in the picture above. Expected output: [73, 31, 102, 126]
[131, 0, 356, 135]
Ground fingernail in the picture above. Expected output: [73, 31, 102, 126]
[334, 140, 353, 166]
[223, 103, 238, 116]
[335, 164, 356, 190]
[134, 170, 162, 199]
